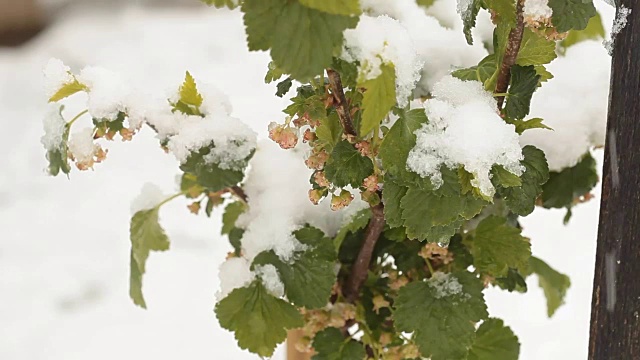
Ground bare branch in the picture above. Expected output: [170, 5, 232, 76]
[343, 201, 385, 302]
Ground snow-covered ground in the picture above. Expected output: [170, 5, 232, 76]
[0, 2, 613, 359]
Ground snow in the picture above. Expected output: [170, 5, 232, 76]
[255, 264, 285, 298]
[361, 0, 488, 92]
[130, 183, 168, 214]
[428, 272, 464, 298]
[43, 57, 74, 99]
[217, 257, 255, 300]
[407, 76, 524, 197]
[341, 15, 422, 106]
[0, 1, 616, 360]
[520, 41, 610, 171]
[77, 66, 131, 120]
[41, 104, 66, 151]
[67, 127, 99, 166]
[524, 0, 553, 24]
[167, 114, 257, 169]
[456, 0, 475, 23]
[236, 141, 367, 262]
[603, 5, 632, 55]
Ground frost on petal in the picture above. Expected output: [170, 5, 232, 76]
[342, 15, 423, 106]
[255, 264, 285, 298]
[216, 257, 255, 301]
[407, 76, 524, 197]
[41, 104, 67, 151]
[167, 114, 257, 170]
[130, 183, 168, 214]
[43, 58, 75, 99]
[523, 0, 553, 26]
[68, 128, 100, 167]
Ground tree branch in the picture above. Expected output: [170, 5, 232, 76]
[229, 185, 248, 203]
[326, 68, 358, 137]
[495, 0, 525, 110]
[343, 201, 385, 302]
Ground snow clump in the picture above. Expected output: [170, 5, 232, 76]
[407, 76, 524, 197]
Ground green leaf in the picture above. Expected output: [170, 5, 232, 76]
[215, 281, 303, 357]
[516, 29, 557, 66]
[359, 63, 396, 136]
[180, 145, 246, 192]
[549, 0, 597, 33]
[504, 65, 539, 119]
[299, 0, 361, 15]
[44, 107, 72, 176]
[222, 201, 246, 235]
[253, 226, 336, 309]
[460, 0, 483, 44]
[561, 12, 605, 49]
[179, 71, 204, 108]
[491, 165, 522, 188]
[508, 117, 552, 134]
[416, 0, 436, 8]
[379, 108, 428, 179]
[468, 318, 520, 360]
[529, 256, 571, 317]
[494, 268, 528, 292]
[334, 208, 371, 250]
[497, 145, 549, 216]
[382, 177, 409, 228]
[452, 54, 497, 86]
[200, 0, 240, 9]
[312, 328, 366, 360]
[242, 0, 358, 80]
[129, 208, 171, 308]
[316, 112, 343, 151]
[394, 272, 488, 360]
[484, 0, 516, 27]
[541, 152, 598, 210]
[48, 80, 87, 102]
[466, 216, 531, 278]
[324, 140, 374, 188]
[275, 77, 293, 97]
[534, 65, 554, 84]
[265, 61, 284, 83]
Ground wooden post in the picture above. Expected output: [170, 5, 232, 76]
[589, 0, 640, 358]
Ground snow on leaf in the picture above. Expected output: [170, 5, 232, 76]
[394, 271, 488, 360]
[491, 165, 523, 188]
[215, 281, 303, 357]
[458, 0, 482, 44]
[496, 145, 549, 216]
[252, 226, 337, 309]
[379, 107, 428, 179]
[179, 145, 246, 192]
[222, 201, 247, 235]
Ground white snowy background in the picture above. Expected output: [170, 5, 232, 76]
[0, 1, 615, 359]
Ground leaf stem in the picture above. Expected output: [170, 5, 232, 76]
[326, 68, 358, 137]
[425, 258, 435, 275]
[229, 185, 249, 204]
[494, 0, 525, 110]
[156, 191, 186, 209]
[67, 109, 89, 127]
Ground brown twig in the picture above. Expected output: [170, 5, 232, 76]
[495, 0, 526, 110]
[326, 68, 358, 137]
[229, 185, 248, 203]
[344, 202, 385, 302]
